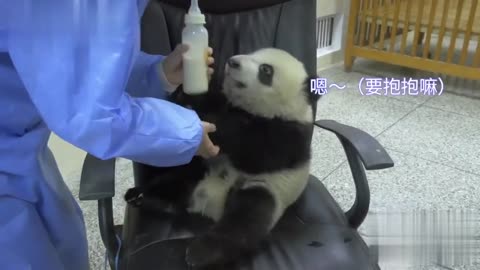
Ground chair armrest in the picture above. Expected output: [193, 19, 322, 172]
[79, 154, 119, 269]
[79, 154, 116, 200]
[314, 120, 394, 229]
[315, 120, 394, 170]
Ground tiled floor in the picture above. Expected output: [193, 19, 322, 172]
[63, 58, 480, 269]
[313, 59, 480, 269]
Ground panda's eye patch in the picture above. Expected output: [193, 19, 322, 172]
[259, 64, 273, 75]
[258, 64, 274, 86]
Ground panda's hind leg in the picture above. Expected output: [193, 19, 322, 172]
[186, 180, 276, 268]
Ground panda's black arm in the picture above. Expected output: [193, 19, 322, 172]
[209, 115, 311, 174]
[169, 90, 228, 117]
[207, 110, 249, 154]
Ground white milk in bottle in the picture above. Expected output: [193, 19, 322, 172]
[182, 0, 209, 95]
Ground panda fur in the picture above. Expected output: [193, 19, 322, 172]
[124, 48, 320, 268]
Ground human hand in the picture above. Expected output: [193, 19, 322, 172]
[163, 44, 215, 86]
[196, 122, 220, 159]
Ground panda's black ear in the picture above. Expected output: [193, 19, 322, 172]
[303, 76, 322, 104]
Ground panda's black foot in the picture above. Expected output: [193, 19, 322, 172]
[186, 233, 241, 269]
[124, 188, 144, 207]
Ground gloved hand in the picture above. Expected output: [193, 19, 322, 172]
[163, 44, 215, 86]
[196, 122, 220, 159]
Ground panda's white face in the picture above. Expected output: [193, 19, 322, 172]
[223, 48, 313, 123]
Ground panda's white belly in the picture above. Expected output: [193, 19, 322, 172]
[187, 157, 310, 225]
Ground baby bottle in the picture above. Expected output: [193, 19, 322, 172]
[182, 0, 209, 95]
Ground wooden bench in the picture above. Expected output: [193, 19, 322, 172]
[345, 0, 480, 80]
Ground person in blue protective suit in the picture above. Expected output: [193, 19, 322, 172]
[0, 1, 220, 269]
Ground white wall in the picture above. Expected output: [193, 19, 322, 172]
[316, 0, 350, 70]
[317, 0, 339, 17]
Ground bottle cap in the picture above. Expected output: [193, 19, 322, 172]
[185, 0, 205, 24]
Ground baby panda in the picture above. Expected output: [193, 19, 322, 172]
[124, 48, 320, 268]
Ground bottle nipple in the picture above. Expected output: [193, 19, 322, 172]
[189, 0, 200, 14]
[185, 0, 205, 24]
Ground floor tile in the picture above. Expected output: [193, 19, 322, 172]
[319, 150, 480, 270]
[376, 106, 480, 175]
[310, 128, 347, 180]
[350, 59, 437, 105]
[311, 84, 418, 180]
[315, 81, 418, 137]
[317, 150, 480, 214]
[436, 77, 480, 99]
[424, 92, 480, 118]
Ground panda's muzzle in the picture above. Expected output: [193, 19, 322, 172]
[225, 59, 246, 88]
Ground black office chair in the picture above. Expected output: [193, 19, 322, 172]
[79, 0, 394, 269]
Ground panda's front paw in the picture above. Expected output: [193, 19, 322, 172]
[124, 188, 144, 207]
[186, 234, 237, 268]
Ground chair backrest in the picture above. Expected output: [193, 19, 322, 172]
[141, 0, 316, 94]
[134, 0, 317, 184]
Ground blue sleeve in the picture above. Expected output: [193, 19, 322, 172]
[6, 0, 203, 167]
[125, 51, 179, 99]
[126, 0, 179, 99]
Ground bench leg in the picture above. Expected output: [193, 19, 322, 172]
[344, 54, 356, 72]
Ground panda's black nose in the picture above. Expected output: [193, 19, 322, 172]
[227, 58, 240, 69]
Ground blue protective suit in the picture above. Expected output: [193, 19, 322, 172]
[0, 1, 203, 269]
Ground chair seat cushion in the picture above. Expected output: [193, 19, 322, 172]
[120, 176, 378, 270]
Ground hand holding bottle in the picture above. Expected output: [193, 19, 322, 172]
[163, 44, 214, 86]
